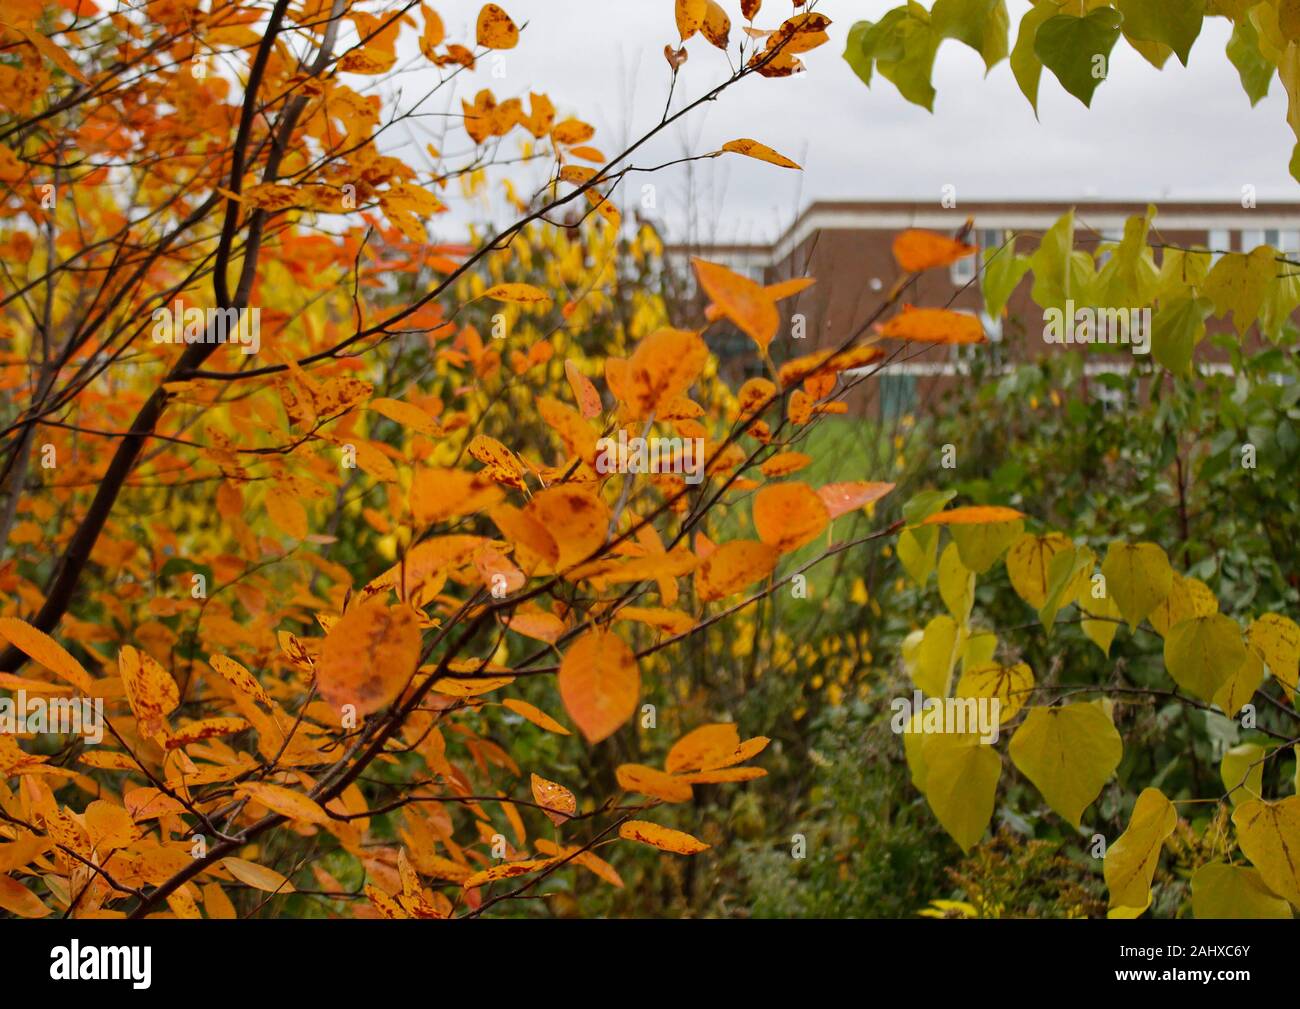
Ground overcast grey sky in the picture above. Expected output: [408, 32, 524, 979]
[412, 1, 1298, 245]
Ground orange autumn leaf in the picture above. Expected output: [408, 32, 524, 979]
[265, 488, 308, 539]
[467, 435, 527, 490]
[161, 717, 250, 750]
[695, 540, 779, 601]
[557, 629, 639, 743]
[504, 611, 566, 643]
[0, 617, 95, 692]
[482, 282, 549, 305]
[525, 485, 610, 570]
[692, 258, 779, 351]
[679, 765, 767, 784]
[222, 857, 296, 893]
[534, 838, 624, 888]
[530, 773, 577, 825]
[921, 505, 1028, 526]
[235, 782, 331, 825]
[778, 345, 884, 387]
[626, 327, 709, 416]
[489, 502, 559, 567]
[701, 0, 731, 47]
[368, 397, 440, 435]
[315, 597, 422, 715]
[476, 3, 519, 49]
[675, 0, 707, 39]
[666, 722, 740, 772]
[208, 653, 271, 706]
[721, 138, 800, 170]
[616, 763, 694, 803]
[759, 451, 812, 477]
[0, 875, 52, 918]
[892, 228, 977, 272]
[564, 359, 603, 418]
[753, 481, 829, 553]
[118, 645, 179, 737]
[619, 819, 710, 854]
[766, 276, 815, 301]
[462, 858, 556, 889]
[878, 306, 986, 345]
[410, 467, 503, 525]
[817, 481, 895, 519]
[615, 606, 695, 636]
[502, 698, 571, 735]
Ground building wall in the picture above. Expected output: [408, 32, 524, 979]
[667, 200, 1300, 419]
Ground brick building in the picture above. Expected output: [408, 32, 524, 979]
[665, 199, 1300, 417]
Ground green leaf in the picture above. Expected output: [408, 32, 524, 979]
[1029, 210, 1076, 312]
[951, 518, 1024, 574]
[1226, 17, 1273, 106]
[1080, 591, 1122, 657]
[1010, 1, 1056, 112]
[902, 487, 957, 524]
[921, 731, 1002, 851]
[1034, 7, 1124, 107]
[1151, 295, 1211, 376]
[909, 614, 961, 697]
[1009, 702, 1122, 828]
[938, 542, 976, 623]
[898, 525, 940, 585]
[844, 20, 876, 86]
[981, 236, 1032, 318]
[932, 0, 1010, 70]
[1221, 743, 1267, 805]
[1101, 541, 1174, 631]
[1213, 649, 1264, 719]
[1038, 543, 1094, 630]
[1164, 613, 1247, 702]
[1117, 0, 1204, 66]
[850, 8, 942, 111]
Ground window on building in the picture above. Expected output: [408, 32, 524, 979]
[880, 372, 917, 420]
[950, 228, 1005, 286]
[950, 252, 976, 286]
[1208, 228, 1230, 263]
[1241, 228, 1299, 253]
[1096, 228, 1124, 266]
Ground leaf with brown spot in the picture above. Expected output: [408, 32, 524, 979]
[695, 540, 779, 601]
[315, 598, 422, 716]
[476, 4, 519, 49]
[530, 773, 577, 825]
[118, 645, 179, 737]
[619, 820, 710, 854]
[692, 258, 779, 351]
